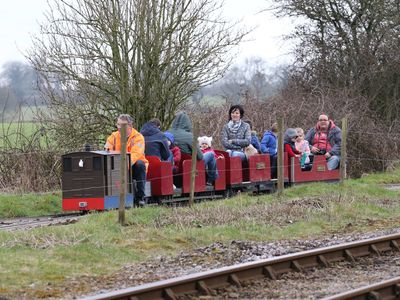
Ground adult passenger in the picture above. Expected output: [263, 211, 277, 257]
[169, 112, 218, 185]
[305, 114, 341, 170]
[221, 105, 251, 161]
[105, 114, 148, 206]
[140, 118, 171, 161]
[261, 122, 278, 178]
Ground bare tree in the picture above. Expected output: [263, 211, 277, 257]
[272, 0, 400, 122]
[218, 57, 283, 103]
[29, 0, 248, 148]
[0, 62, 40, 107]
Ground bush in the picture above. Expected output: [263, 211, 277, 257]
[0, 118, 61, 192]
[186, 87, 399, 178]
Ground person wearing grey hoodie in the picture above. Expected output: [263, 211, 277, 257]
[169, 112, 218, 184]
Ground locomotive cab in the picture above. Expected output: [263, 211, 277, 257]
[62, 151, 133, 211]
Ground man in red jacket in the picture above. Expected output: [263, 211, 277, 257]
[305, 114, 342, 170]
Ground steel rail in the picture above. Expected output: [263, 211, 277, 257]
[82, 233, 400, 300]
[323, 277, 400, 300]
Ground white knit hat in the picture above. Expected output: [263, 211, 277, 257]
[198, 136, 212, 147]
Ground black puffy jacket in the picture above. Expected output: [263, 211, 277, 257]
[140, 122, 171, 161]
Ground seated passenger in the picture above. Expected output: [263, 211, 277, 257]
[198, 136, 220, 185]
[261, 122, 278, 178]
[198, 136, 217, 157]
[140, 118, 171, 161]
[164, 131, 181, 173]
[105, 114, 148, 206]
[244, 120, 261, 154]
[169, 112, 218, 185]
[221, 105, 251, 161]
[305, 114, 342, 170]
[295, 127, 311, 169]
[284, 128, 301, 159]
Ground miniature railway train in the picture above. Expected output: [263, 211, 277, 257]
[61, 150, 340, 211]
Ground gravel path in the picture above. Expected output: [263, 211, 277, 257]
[186, 253, 400, 299]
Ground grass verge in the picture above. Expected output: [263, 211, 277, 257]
[0, 192, 61, 218]
[0, 169, 400, 297]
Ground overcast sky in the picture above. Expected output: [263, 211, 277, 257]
[0, 0, 295, 69]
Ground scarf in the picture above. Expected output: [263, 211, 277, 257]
[227, 120, 242, 134]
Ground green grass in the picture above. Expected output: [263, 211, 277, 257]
[0, 193, 61, 218]
[1, 170, 400, 297]
[198, 95, 225, 107]
[355, 166, 400, 184]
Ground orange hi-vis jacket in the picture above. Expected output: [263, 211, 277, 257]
[105, 128, 149, 170]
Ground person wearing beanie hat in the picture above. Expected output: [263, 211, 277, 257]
[284, 128, 301, 159]
[164, 131, 175, 144]
[198, 136, 212, 149]
[197, 135, 219, 185]
[163, 131, 181, 172]
[198, 136, 218, 158]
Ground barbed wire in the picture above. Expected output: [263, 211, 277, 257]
[7, 155, 396, 196]
[1, 149, 399, 165]
[1, 137, 400, 197]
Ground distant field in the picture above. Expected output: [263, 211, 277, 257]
[199, 95, 225, 106]
[0, 122, 44, 148]
[0, 106, 49, 148]
[2, 105, 47, 122]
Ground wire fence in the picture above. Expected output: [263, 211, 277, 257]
[1, 121, 399, 194]
[1, 153, 398, 197]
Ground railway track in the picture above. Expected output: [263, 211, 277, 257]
[0, 213, 83, 231]
[323, 276, 400, 300]
[82, 233, 400, 300]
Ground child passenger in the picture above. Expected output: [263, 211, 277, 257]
[164, 131, 181, 172]
[284, 128, 301, 159]
[244, 120, 261, 153]
[198, 136, 218, 158]
[295, 128, 311, 168]
[198, 136, 220, 185]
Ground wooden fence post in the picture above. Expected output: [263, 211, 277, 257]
[340, 117, 348, 185]
[189, 121, 199, 207]
[277, 116, 284, 196]
[119, 123, 127, 225]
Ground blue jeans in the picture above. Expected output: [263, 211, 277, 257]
[132, 160, 146, 199]
[202, 152, 218, 181]
[227, 150, 246, 161]
[327, 155, 340, 170]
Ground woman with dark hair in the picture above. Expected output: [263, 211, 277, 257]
[221, 105, 251, 160]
